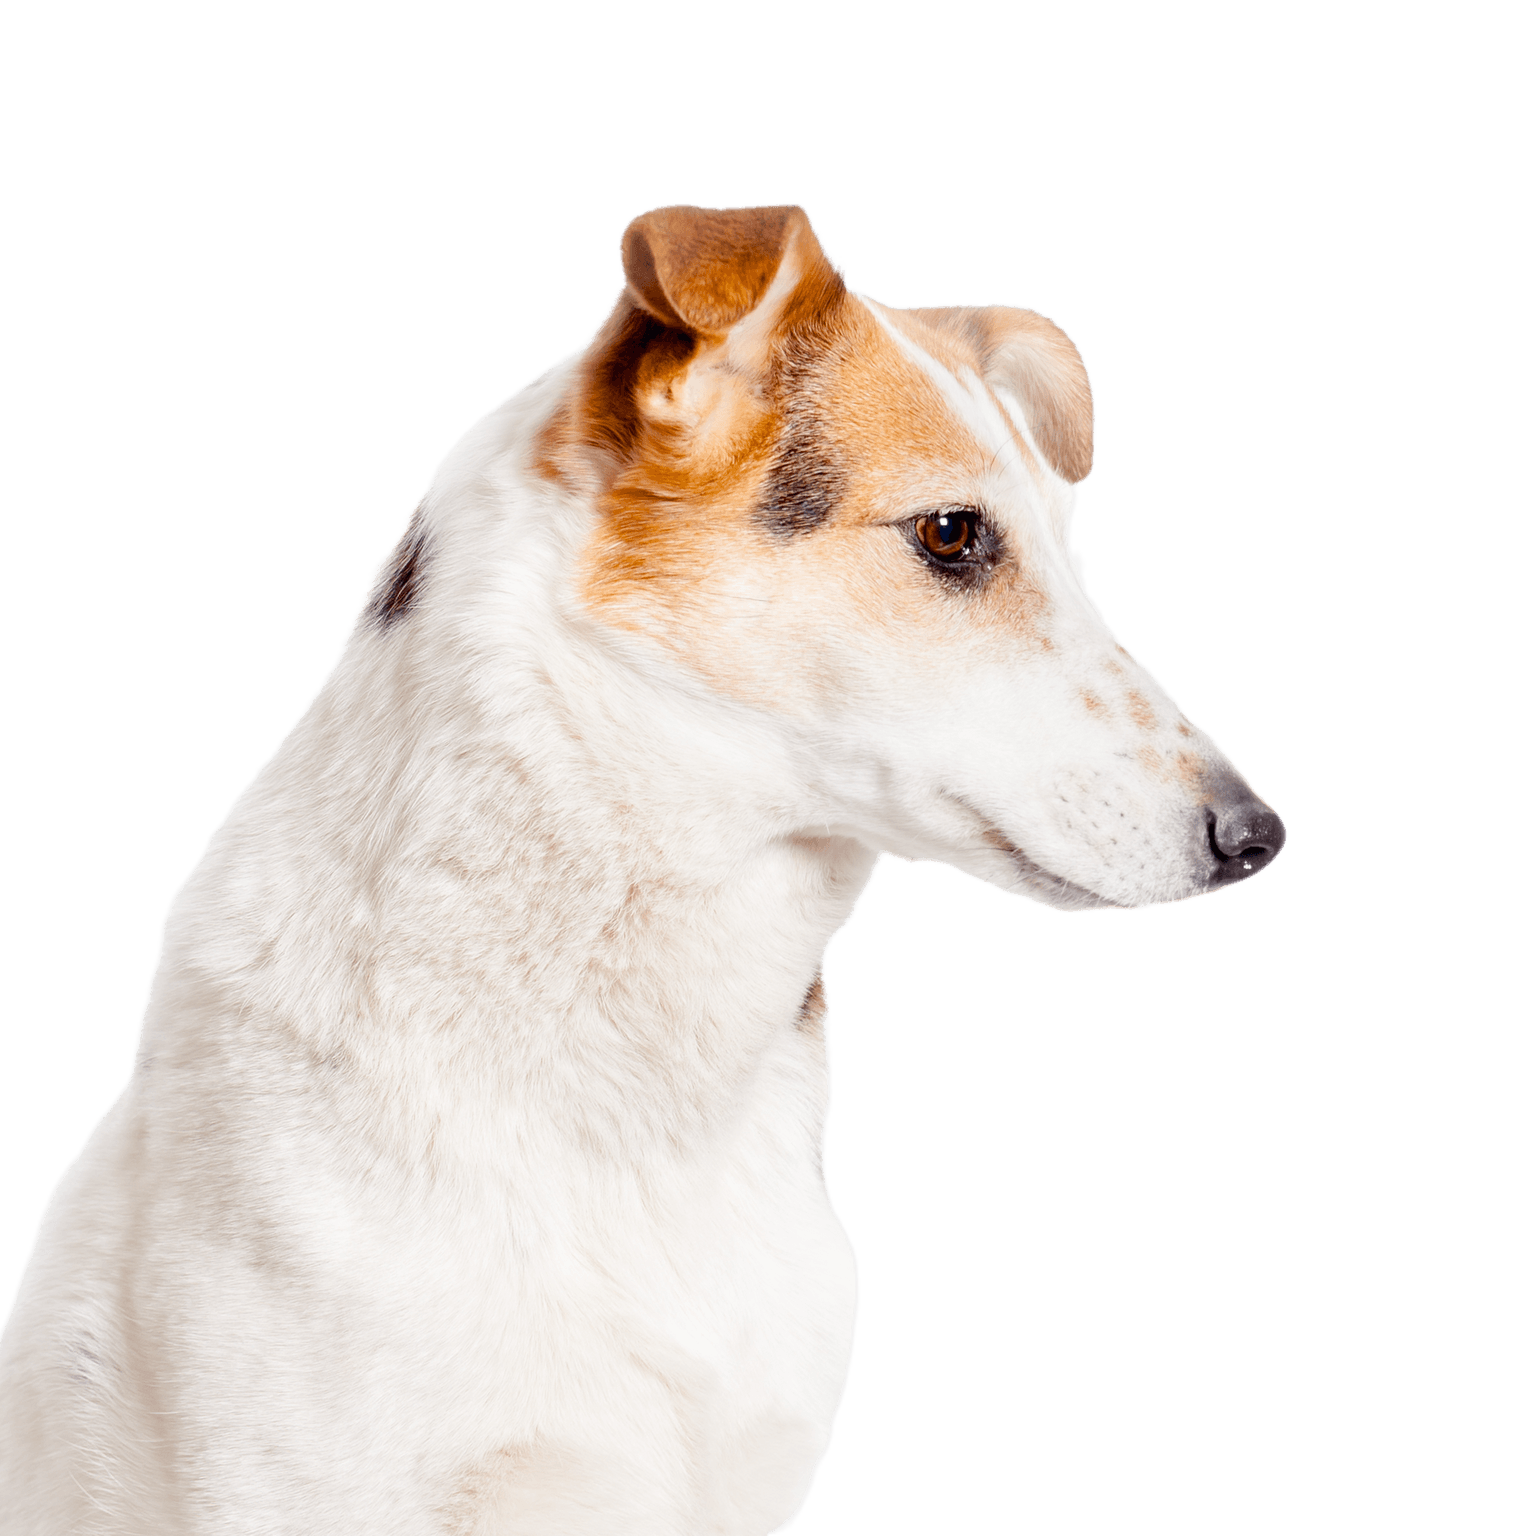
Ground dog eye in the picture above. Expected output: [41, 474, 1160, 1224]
[915, 509, 978, 562]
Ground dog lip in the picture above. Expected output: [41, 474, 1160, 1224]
[941, 792, 1121, 910]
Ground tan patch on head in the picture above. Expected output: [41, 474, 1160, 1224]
[542, 205, 1070, 706]
[809, 305, 989, 518]
[785, 309, 1054, 648]
[536, 206, 843, 496]
[1175, 750, 1205, 790]
[1177, 721, 1192, 738]
[898, 306, 1094, 483]
[537, 209, 839, 618]
[1081, 688, 1106, 715]
[582, 372, 779, 608]
[1138, 744, 1165, 776]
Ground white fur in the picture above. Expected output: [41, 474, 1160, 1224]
[0, 323, 1250, 1532]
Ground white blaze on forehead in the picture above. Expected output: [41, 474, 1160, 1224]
[856, 295, 1046, 488]
[987, 383, 1064, 491]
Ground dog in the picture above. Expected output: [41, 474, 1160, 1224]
[0, 204, 1283, 1534]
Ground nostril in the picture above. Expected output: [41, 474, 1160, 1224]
[1207, 801, 1286, 883]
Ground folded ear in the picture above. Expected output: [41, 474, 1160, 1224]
[531, 198, 847, 488]
[617, 201, 847, 339]
[971, 307, 1094, 483]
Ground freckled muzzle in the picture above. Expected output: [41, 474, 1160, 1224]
[1204, 789, 1287, 886]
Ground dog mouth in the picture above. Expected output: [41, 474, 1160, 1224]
[941, 793, 1120, 911]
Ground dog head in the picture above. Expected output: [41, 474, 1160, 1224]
[534, 205, 1283, 908]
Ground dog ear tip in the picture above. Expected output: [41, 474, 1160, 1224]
[616, 204, 827, 338]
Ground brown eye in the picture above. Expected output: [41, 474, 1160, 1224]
[916, 509, 977, 561]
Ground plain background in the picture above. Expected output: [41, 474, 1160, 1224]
[2, 2, 1531, 1531]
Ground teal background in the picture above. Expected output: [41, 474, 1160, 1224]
[2, 5, 1528, 1530]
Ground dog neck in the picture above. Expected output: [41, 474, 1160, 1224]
[148, 386, 876, 1166]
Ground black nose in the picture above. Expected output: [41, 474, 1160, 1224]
[1207, 796, 1286, 885]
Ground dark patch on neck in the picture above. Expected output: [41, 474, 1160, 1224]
[368, 525, 423, 626]
[755, 408, 846, 537]
[796, 973, 827, 1035]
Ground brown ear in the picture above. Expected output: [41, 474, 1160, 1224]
[972, 307, 1094, 482]
[620, 205, 819, 337]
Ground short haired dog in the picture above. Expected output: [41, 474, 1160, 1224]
[0, 205, 1283, 1534]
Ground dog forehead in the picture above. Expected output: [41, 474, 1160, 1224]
[786, 295, 1045, 517]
